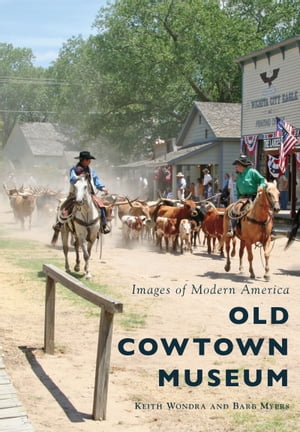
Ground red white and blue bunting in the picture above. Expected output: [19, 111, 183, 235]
[267, 154, 280, 178]
[242, 135, 259, 154]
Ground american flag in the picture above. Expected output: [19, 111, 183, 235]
[276, 117, 295, 136]
[276, 117, 298, 174]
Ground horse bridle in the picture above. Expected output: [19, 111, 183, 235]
[73, 187, 101, 228]
[246, 187, 278, 226]
[263, 186, 280, 211]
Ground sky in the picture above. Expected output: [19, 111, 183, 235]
[0, 0, 109, 68]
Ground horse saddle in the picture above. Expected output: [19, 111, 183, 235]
[230, 199, 252, 219]
[92, 195, 105, 208]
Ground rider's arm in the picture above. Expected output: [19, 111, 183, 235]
[69, 167, 80, 184]
[91, 169, 108, 193]
[252, 169, 267, 190]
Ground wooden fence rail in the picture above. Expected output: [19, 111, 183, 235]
[43, 264, 123, 421]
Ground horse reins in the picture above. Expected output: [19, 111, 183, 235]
[73, 215, 100, 227]
[246, 214, 272, 226]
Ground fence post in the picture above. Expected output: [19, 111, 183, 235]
[42, 264, 123, 420]
[44, 275, 56, 354]
[92, 307, 114, 420]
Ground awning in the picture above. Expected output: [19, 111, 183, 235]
[145, 142, 217, 167]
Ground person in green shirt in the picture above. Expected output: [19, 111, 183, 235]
[227, 155, 276, 239]
[233, 155, 266, 199]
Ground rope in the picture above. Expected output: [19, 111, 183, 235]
[198, 193, 221, 204]
[227, 200, 252, 220]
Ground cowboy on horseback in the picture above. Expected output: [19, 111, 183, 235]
[226, 155, 275, 240]
[54, 150, 111, 235]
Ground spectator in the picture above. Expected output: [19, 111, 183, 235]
[228, 173, 237, 203]
[176, 172, 186, 199]
[207, 181, 213, 199]
[277, 172, 288, 210]
[195, 177, 204, 200]
[203, 168, 212, 198]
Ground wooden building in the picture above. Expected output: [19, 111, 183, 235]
[2, 121, 78, 185]
[147, 101, 241, 198]
[235, 35, 300, 215]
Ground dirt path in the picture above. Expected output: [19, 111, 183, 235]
[0, 199, 299, 432]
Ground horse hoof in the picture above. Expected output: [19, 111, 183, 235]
[224, 265, 230, 272]
[85, 274, 92, 280]
[264, 275, 270, 281]
[250, 274, 255, 279]
[74, 265, 80, 272]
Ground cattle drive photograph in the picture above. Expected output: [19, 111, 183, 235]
[0, 161, 299, 432]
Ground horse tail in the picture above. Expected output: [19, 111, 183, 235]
[51, 227, 60, 246]
[285, 208, 300, 250]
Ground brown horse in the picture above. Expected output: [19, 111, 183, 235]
[220, 181, 280, 280]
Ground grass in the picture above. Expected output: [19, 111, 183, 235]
[0, 234, 147, 330]
[0, 237, 40, 250]
[230, 401, 298, 432]
[120, 312, 147, 330]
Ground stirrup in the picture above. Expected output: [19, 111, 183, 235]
[101, 224, 111, 234]
[53, 222, 62, 231]
[226, 230, 234, 238]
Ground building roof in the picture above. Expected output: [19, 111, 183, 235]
[146, 142, 218, 167]
[176, 102, 241, 146]
[118, 159, 151, 168]
[234, 35, 300, 64]
[18, 122, 72, 156]
[118, 102, 241, 170]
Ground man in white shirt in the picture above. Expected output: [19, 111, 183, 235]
[203, 168, 212, 198]
[176, 172, 186, 199]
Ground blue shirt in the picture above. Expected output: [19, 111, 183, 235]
[69, 165, 105, 191]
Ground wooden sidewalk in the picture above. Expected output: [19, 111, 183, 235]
[0, 347, 34, 431]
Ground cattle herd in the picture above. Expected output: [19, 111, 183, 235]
[2, 183, 224, 255]
[113, 195, 224, 255]
[2, 184, 64, 230]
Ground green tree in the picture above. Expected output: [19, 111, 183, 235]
[0, 43, 51, 145]
[50, 0, 300, 161]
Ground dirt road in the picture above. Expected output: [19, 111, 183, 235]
[0, 200, 299, 432]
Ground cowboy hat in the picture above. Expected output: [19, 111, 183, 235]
[74, 151, 96, 160]
[232, 155, 252, 167]
[176, 172, 184, 177]
[203, 168, 209, 173]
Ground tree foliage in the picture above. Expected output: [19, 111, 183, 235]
[55, 0, 298, 161]
[0, 43, 50, 145]
[1, 0, 299, 162]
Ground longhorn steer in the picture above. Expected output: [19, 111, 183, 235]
[178, 219, 193, 254]
[201, 207, 225, 255]
[190, 205, 206, 247]
[121, 215, 144, 241]
[9, 193, 36, 230]
[36, 188, 63, 220]
[155, 200, 198, 251]
[155, 217, 177, 251]
[117, 198, 152, 224]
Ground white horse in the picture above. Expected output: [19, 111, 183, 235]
[62, 176, 101, 279]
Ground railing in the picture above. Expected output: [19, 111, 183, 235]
[43, 264, 123, 420]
